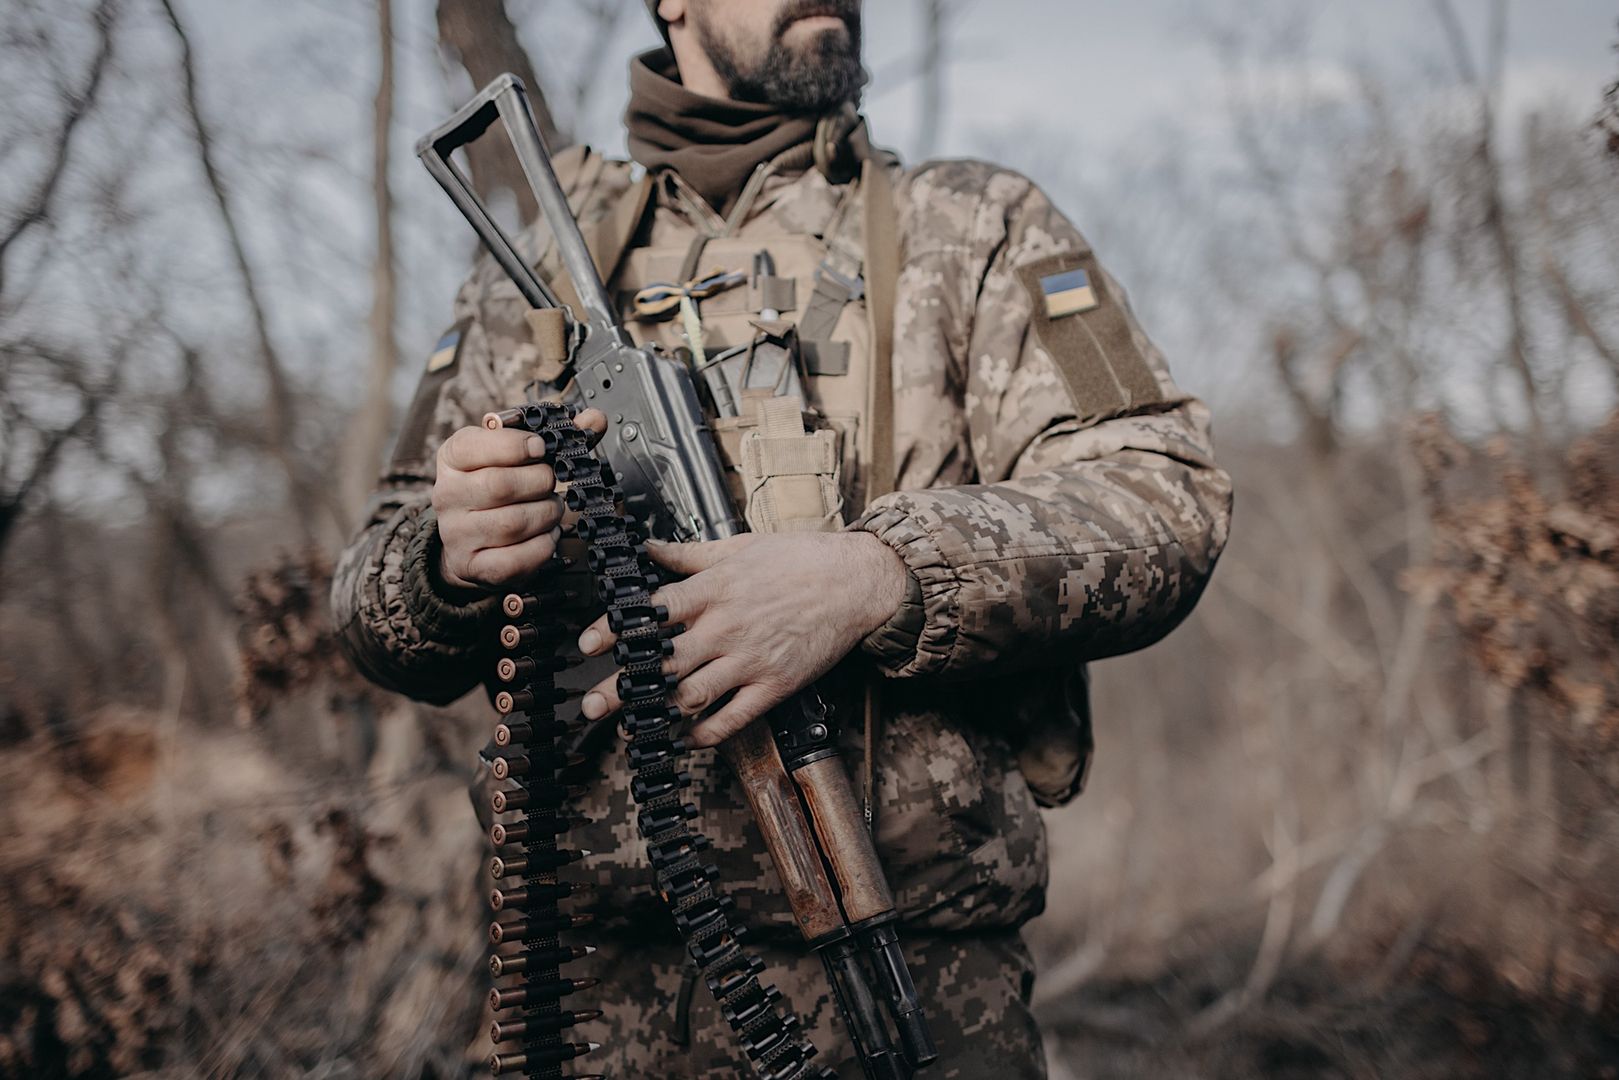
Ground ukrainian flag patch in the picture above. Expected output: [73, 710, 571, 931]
[1039, 266, 1098, 318]
[427, 326, 462, 372]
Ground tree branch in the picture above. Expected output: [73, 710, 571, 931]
[0, 0, 118, 296]
[158, 0, 325, 540]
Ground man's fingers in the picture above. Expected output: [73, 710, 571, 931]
[687, 685, 777, 749]
[580, 669, 621, 721]
[575, 408, 608, 443]
[460, 529, 561, 588]
[665, 626, 722, 680]
[439, 426, 541, 473]
[644, 535, 752, 576]
[466, 462, 556, 511]
[469, 498, 562, 547]
[576, 575, 713, 657]
[578, 625, 722, 721]
[670, 657, 748, 718]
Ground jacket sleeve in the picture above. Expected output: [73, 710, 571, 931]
[853, 168, 1233, 679]
[329, 148, 632, 705]
[329, 263, 542, 706]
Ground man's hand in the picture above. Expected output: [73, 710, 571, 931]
[576, 531, 910, 747]
[432, 408, 607, 591]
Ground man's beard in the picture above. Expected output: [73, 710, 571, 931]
[695, 0, 865, 112]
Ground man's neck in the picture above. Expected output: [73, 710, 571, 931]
[667, 22, 731, 101]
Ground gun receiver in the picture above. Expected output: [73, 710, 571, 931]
[419, 74, 935, 1080]
[417, 72, 737, 543]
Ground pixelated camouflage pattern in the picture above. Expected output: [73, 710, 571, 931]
[860, 162, 1231, 679]
[563, 931, 1043, 1079]
[332, 138, 1231, 1069]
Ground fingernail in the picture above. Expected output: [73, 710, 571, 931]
[581, 692, 606, 720]
[579, 629, 601, 655]
[525, 436, 545, 458]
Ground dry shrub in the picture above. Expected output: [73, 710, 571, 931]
[235, 549, 383, 721]
[1416, 412, 1619, 796]
[0, 657, 490, 1077]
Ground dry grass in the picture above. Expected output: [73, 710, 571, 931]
[3, 420, 1617, 1078]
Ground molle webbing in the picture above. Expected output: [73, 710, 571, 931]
[738, 395, 843, 534]
[797, 201, 864, 377]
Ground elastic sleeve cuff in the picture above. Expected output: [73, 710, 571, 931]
[859, 567, 923, 668]
[849, 498, 962, 677]
[402, 508, 499, 641]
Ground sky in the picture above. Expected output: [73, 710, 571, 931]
[162, 0, 1619, 421]
[544, 1, 1619, 410]
[565, 0, 1618, 167]
[7, 0, 1614, 516]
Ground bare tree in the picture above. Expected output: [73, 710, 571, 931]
[915, 0, 947, 159]
[340, 0, 400, 514]
[1599, 22, 1619, 156]
[0, 0, 116, 297]
[435, 0, 564, 226]
[1431, 0, 1542, 443]
[158, 0, 329, 541]
[0, 0, 119, 560]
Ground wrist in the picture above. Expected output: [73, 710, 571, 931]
[402, 508, 499, 640]
[847, 530, 910, 635]
[433, 544, 479, 599]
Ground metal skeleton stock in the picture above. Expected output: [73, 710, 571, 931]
[419, 74, 936, 1080]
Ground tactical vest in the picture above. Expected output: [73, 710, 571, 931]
[530, 142, 1091, 809]
[620, 197, 880, 523]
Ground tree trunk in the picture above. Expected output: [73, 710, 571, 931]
[435, 0, 567, 226]
[915, 0, 946, 160]
[342, 0, 400, 517]
[159, 0, 330, 542]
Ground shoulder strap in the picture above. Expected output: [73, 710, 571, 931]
[856, 157, 901, 831]
[861, 158, 899, 504]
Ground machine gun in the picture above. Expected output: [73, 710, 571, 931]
[417, 74, 937, 1080]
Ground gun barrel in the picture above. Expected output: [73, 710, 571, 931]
[865, 922, 939, 1070]
[822, 940, 908, 1080]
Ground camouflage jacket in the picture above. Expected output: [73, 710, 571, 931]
[331, 144, 1232, 939]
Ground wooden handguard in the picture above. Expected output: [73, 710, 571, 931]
[791, 757, 894, 926]
[719, 725, 848, 941]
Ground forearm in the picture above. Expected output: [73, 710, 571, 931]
[854, 402, 1232, 679]
[330, 489, 496, 705]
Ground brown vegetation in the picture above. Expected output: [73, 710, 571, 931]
[1, 1, 1616, 1077]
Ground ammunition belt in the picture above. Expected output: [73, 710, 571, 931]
[485, 401, 834, 1080]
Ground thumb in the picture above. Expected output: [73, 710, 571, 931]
[645, 534, 751, 574]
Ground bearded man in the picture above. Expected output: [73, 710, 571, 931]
[332, 1, 1232, 1075]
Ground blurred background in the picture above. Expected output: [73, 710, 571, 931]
[2, 0, 1617, 1076]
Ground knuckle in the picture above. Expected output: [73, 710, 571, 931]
[674, 678, 711, 714]
[478, 470, 512, 506]
[718, 612, 747, 645]
[486, 512, 521, 547]
[460, 550, 492, 588]
[535, 528, 558, 564]
[477, 550, 516, 587]
[441, 427, 475, 470]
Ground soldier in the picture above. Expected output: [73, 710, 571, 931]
[332, 0, 1232, 1076]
